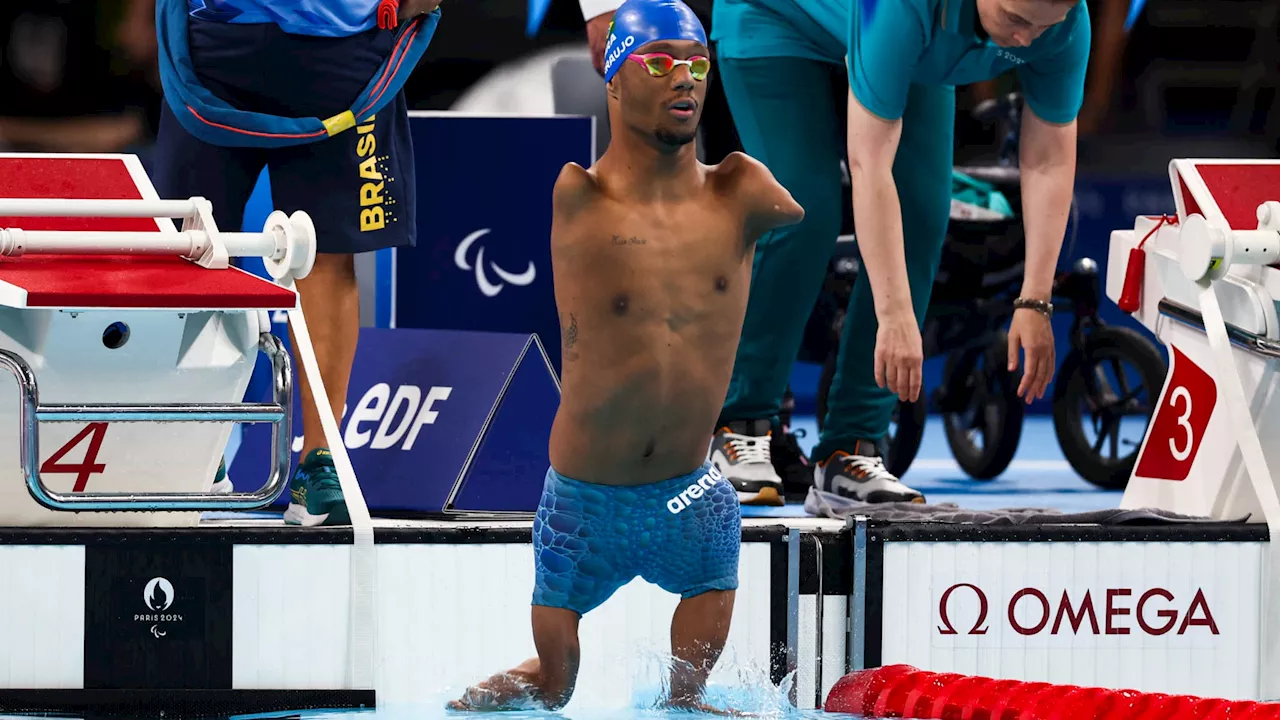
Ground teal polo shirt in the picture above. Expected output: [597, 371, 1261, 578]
[711, 0, 1091, 124]
[851, 0, 1091, 123]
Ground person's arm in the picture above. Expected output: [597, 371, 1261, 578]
[1018, 109, 1076, 303]
[579, 0, 622, 20]
[846, 100, 910, 319]
[737, 154, 805, 244]
[399, 0, 445, 21]
[1077, 0, 1129, 134]
[117, 0, 156, 65]
[845, 0, 929, 400]
[1007, 5, 1089, 399]
[1015, 9, 1090, 296]
[580, 0, 623, 75]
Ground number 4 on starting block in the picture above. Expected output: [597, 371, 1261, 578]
[41, 422, 109, 492]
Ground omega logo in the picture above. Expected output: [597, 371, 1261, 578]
[937, 584, 1220, 637]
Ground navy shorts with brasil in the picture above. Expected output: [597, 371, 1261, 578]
[152, 17, 416, 254]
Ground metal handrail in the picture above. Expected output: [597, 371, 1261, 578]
[2, 331, 293, 511]
[1159, 298, 1280, 360]
[813, 534, 825, 709]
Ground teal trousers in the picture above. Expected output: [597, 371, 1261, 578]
[716, 56, 955, 462]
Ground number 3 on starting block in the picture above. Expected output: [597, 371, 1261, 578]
[1135, 347, 1218, 481]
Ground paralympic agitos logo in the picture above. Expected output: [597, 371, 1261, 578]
[936, 583, 1220, 637]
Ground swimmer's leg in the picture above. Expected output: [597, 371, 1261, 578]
[447, 606, 582, 711]
[668, 589, 737, 713]
[641, 463, 743, 712]
[450, 469, 629, 712]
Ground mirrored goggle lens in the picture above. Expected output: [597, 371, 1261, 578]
[642, 56, 710, 79]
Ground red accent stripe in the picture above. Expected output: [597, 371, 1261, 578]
[357, 21, 420, 118]
[186, 105, 328, 140]
[360, 22, 415, 115]
[188, 20, 424, 136]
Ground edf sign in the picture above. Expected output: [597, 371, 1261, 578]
[233, 327, 559, 516]
[343, 383, 453, 452]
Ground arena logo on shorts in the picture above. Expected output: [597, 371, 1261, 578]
[604, 34, 636, 80]
[356, 115, 392, 232]
[666, 467, 724, 514]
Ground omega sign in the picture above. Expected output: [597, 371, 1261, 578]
[937, 584, 1219, 637]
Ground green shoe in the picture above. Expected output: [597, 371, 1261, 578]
[212, 457, 233, 494]
[283, 449, 350, 526]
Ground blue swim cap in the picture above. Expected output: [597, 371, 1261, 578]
[602, 0, 707, 83]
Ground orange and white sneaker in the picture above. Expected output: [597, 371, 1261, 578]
[814, 441, 925, 504]
[710, 419, 785, 506]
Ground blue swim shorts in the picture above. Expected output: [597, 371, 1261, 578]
[532, 460, 742, 616]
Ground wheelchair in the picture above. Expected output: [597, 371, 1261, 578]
[791, 93, 1167, 491]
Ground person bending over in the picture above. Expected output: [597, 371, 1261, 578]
[703, 0, 1089, 504]
[447, 0, 802, 712]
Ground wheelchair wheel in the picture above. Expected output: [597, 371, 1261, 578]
[817, 350, 836, 432]
[817, 349, 927, 477]
[940, 332, 1024, 479]
[882, 397, 927, 479]
[1052, 325, 1167, 491]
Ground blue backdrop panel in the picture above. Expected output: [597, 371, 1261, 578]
[382, 113, 595, 375]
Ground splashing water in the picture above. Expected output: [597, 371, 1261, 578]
[361, 645, 860, 720]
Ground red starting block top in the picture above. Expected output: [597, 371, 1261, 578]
[0, 154, 296, 310]
[1174, 160, 1280, 231]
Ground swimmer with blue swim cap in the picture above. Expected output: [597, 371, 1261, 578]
[600, 0, 712, 150]
[448, 0, 804, 714]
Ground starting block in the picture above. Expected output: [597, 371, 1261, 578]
[0, 153, 315, 527]
[1107, 159, 1280, 700]
[1106, 159, 1280, 523]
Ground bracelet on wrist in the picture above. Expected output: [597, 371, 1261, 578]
[1013, 297, 1053, 318]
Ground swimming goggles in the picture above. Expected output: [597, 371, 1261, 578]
[627, 52, 710, 81]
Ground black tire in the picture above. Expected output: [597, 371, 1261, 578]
[883, 397, 927, 479]
[816, 348, 927, 477]
[941, 333, 1024, 480]
[816, 349, 836, 433]
[1052, 325, 1168, 491]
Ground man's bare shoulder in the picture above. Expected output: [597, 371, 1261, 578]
[552, 162, 601, 219]
[711, 152, 804, 228]
[708, 151, 763, 188]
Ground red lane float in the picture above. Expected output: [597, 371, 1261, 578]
[824, 666, 1280, 719]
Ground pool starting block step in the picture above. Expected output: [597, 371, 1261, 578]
[0, 155, 297, 311]
[0, 153, 304, 526]
[1106, 159, 1280, 523]
[232, 326, 560, 517]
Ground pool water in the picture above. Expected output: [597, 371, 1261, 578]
[274, 700, 858, 720]
[8, 654, 878, 720]
[396, 652, 854, 720]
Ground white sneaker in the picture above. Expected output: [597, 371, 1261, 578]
[813, 441, 924, 504]
[709, 420, 785, 506]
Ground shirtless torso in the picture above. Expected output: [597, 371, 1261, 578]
[547, 151, 803, 486]
[450, 3, 804, 712]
